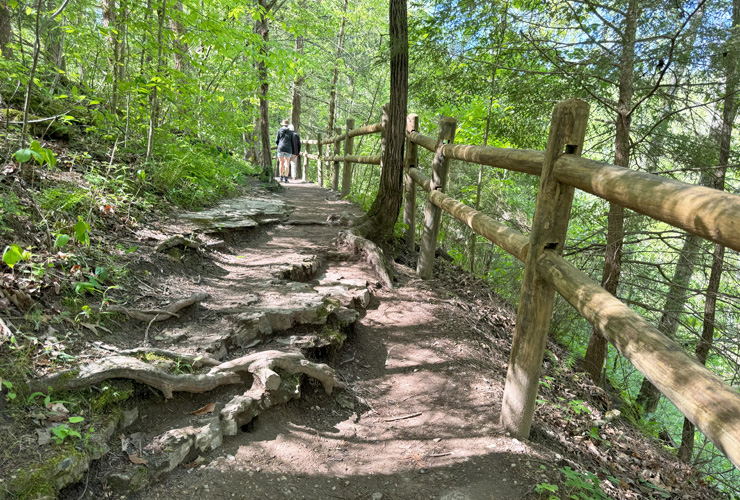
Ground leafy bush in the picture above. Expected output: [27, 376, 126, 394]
[149, 138, 258, 209]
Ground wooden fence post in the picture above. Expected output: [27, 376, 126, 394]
[317, 133, 324, 188]
[341, 118, 355, 196]
[331, 127, 341, 191]
[304, 142, 310, 182]
[404, 114, 419, 252]
[417, 116, 457, 279]
[501, 99, 590, 438]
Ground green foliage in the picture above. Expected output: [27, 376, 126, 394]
[149, 138, 257, 208]
[558, 466, 608, 500]
[73, 217, 91, 246]
[13, 140, 57, 168]
[2, 244, 32, 269]
[2, 380, 17, 401]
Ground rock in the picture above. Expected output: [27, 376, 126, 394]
[180, 198, 288, 231]
[105, 466, 148, 494]
[194, 418, 223, 452]
[372, 493, 384, 500]
[332, 307, 359, 328]
[122, 409, 139, 428]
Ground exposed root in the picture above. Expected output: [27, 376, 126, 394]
[31, 349, 341, 400]
[106, 293, 209, 322]
[155, 235, 202, 252]
[211, 350, 343, 395]
[336, 229, 394, 288]
[30, 355, 242, 398]
[116, 348, 221, 368]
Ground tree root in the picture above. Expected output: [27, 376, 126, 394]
[336, 229, 394, 288]
[106, 293, 209, 322]
[116, 348, 221, 368]
[155, 235, 202, 252]
[31, 349, 342, 400]
[212, 350, 343, 394]
[29, 355, 242, 398]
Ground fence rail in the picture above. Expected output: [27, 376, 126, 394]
[299, 100, 740, 469]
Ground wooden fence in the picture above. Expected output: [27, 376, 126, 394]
[300, 99, 740, 469]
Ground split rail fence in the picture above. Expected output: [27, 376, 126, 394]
[299, 99, 740, 469]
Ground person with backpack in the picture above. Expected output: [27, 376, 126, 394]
[289, 124, 301, 181]
[275, 119, 293, 183]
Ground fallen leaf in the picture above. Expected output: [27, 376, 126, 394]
[128, 453, 147, 465]
[190, 402, 215, 415]
[183, 456, 205, 469]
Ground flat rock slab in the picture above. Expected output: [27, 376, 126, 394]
[179, 198, 289, 230]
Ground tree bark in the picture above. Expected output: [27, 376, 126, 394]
[291, 34, 305, 178]
[257, 0, 273, 182]
[102, 0, 119, 109]
[170, 0, 187, 72]
[583, 0, 639, 384]
[363, 0, 407, 245]
[145, 0, 166, 162]
[326, 0, 348, 136]
[677, 0, 739, 462]
[0, 0, 12, 59]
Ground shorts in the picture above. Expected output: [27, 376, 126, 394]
[277, 152, 291, 158]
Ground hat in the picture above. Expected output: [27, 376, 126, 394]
[281, 119, 290, 126]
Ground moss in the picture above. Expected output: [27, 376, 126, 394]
[319, 324, 346, 347]
[9, 446, 86, 500]
[317, 298, 340, 318]
[90, 381, 134, 413]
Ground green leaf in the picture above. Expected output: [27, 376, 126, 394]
[73, 217, 90, 246]
[13, 149, 32, 163]
[94, 267, 109, 280]
[30, 140, 42, 153]
[68, 416, 85, 423]
[2, 244, 30, 268]
[54, 234, 71, 249]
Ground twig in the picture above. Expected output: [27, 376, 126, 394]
[428, 452, 452, 457]
[143, 314, 160, 345]
[384, 412, 422, 422]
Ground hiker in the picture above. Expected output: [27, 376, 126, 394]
[275, 119, 293, 183]
[289, 124, 301, 180]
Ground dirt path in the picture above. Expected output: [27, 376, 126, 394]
[86, 181, 549, 500]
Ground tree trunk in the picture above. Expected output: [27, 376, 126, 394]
[677, 0, 739, 461]
[43, 0, 64, 70]
[102, 0, 119, 109]
[326, 0, 347, 135]
[145, 0, 166, 162]
[583, 0, 639, 384]
[291, 34, 305, 178]
[21, 0, 43, 147]
[257, 0, 273, 182]
[0, 0, 12, 59]
[636, 232, 702, 413]
[364, 0, 407, 244]
[170, 0, 187, 72]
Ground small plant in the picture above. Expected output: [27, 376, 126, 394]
[73, 216, 91, 246]
[534, 481, 559, 499]
[50, 417, 85, 444]
[13, 140, 57, 169]
[568, 399, 592, 416]
[2, 380, 17, 401]
[2, 244, 32, 269]
[559, 466, 608, 500]
[172, 356, 195, 374]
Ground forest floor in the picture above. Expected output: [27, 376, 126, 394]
[0, 171, 730, 499]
